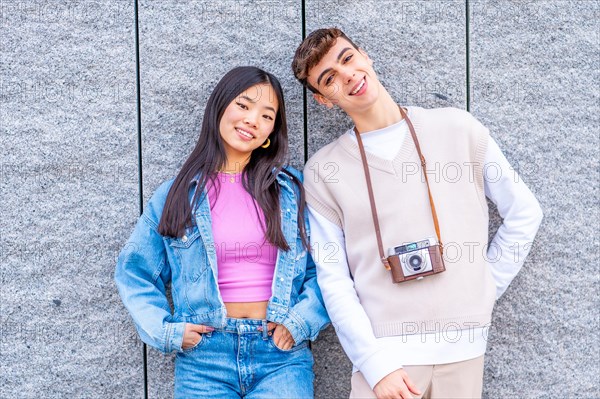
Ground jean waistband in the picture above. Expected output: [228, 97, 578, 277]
[217, 317, 270, 338]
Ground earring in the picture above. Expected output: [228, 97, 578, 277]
[260, 138, 271, 149]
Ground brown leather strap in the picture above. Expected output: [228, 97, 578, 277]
[398, 106, 444, 254]
[354, 122, 391, 270]
[354, 105, 444, 270]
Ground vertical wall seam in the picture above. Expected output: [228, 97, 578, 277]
[465, 0, 471, 112]
[302, 0, 308, 163]
[133, 1, 149, 398]
[301, 0, 311, 350]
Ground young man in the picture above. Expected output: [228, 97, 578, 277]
[292, 28, 543, 399]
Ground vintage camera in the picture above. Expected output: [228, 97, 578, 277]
[387, 237, 446, 283]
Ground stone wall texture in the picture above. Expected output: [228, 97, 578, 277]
[1, 1, 598, 398]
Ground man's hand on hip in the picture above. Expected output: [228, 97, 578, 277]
[373, 368, 422, 399]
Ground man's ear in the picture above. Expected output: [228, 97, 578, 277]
[359, 47, 373, 66]
[313, 93, 334, 109]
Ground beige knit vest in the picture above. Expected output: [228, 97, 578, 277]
[305, 106, 497, 337]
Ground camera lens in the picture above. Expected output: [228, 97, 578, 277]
[409, 254, 422, 271]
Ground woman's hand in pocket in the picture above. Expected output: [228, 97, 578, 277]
[182, 323, 214, 349]
[266, 322, 295, 350]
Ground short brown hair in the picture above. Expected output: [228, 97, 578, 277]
[291, 28, 360, 93]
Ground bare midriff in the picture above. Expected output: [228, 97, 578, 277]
[225, 301, 269, 319]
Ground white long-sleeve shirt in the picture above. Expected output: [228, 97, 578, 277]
[308, 118, 543, 388]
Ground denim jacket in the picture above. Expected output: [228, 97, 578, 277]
[114, 167, 330, 354]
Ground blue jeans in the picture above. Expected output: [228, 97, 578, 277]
[174, 318, 315, 398]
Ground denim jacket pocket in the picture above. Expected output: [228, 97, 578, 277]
[168, 230, 201, 249]
[165, 229, 212, 316]
[166, 230, 209, 283]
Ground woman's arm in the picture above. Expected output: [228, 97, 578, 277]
[114, 213, 186, 354]
[276, 166, 330, 344]
[278, 251, 331, 345]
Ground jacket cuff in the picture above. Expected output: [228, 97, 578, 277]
[165, 322, 186, 353]
[280, 310, 310, 344]
[360, 348, 405, 390]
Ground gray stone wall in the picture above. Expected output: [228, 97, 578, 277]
[1, 1, 598, 398]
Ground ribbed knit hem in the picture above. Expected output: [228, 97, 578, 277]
[371, 313, 492, 338]
[473, 124, 489, 216]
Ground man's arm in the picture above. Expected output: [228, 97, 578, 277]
[484, 136, 544, 298]
[308, 207, 407, 389]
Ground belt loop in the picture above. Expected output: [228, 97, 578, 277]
[262, 320, 268, 340]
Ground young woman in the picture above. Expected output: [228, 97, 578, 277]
[115, 66, 329, 398]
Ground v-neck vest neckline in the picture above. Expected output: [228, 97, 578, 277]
[338, 106, 421, 175]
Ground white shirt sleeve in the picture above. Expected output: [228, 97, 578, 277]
[308, 206, 404, 389]
[484, 136, 544, 299]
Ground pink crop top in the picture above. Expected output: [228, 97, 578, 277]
[207, 172, 278, 302]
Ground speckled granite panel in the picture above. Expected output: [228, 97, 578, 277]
[137, 1, 304, 397]
[470, 1, 600, 398]
[139, 0, 305, 202]
[0, 1, 142, 397]
[305, 0, 467, 157]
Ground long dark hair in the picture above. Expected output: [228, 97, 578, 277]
[158, 66, 308, 251]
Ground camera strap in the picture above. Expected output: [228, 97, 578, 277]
[354, 105, 444, 271]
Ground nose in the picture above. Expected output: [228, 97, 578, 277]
[243, 112, 258, 128]
[341, 68, 355, 85]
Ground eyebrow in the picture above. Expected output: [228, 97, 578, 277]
[316, 47, 353, 87]
[239, 95, 276, 113]
[240, 95, 256, 103]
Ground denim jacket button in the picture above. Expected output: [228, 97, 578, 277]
[280, 277, 284, 282]
[182, 235, 188, 243]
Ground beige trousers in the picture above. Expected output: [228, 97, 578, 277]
[349, 355, 485, 399]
